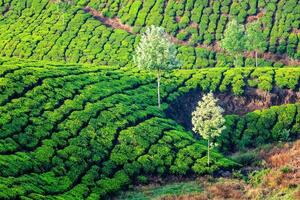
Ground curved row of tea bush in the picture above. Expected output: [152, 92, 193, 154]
[0, 61, 237, 199]
[168, 67, 300, 99]
[0, 0, 290, 68]
[219, 103, 300, 153]
[87, 0, 300, 59]
[0, 60, 299, 198]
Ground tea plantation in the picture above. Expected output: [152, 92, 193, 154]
[0, 0, 299, 68]
[0, 58, 299, 199]
[0, 0, 300, 199]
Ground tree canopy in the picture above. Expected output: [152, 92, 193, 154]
[134, 25, 180, 71]
[192, 92, 226, 166]
[134, 25, 180, 108]
[221, 19, 246, 66]
[245, 21, 267, 67]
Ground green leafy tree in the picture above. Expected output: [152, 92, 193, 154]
[221, 19, 246, 67]
[50, 0, 73, 24]
[134, 25, 181, 108]
[192, 93, 226, 167]
[245, 21, 267, 67]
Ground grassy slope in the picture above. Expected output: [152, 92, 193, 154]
[115, 140, 300, 200]
[115, 181, 203, 200]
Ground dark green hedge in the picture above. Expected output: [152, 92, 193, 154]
[219, 103, 300, 153]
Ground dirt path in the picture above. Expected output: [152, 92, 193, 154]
[83, 6, 300, 66]
[83, 6, 133, 33]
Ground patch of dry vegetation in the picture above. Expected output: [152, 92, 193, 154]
[246, 140, 300, 199]
[160, 140, 300, 200]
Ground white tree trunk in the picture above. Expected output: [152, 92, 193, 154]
[234, 55, 239, 67]
[157, 71, 161, 109]
[207, 138, 210, 167]
[255, 51, 258, 67]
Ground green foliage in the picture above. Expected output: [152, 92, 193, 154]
[0, 0, 297, 69]
[221, 20, 246, 66]
[192, 93, 226, 166]
[192, 93, 226, 141]
[248, 169, 271, 186]
[133, 25, 181, 108]
[220, 104, 300, 153]
[245, 21, 268, 67]
[280, 166, 293, 174]
[0, 58, 298, 198]
[134, 26, 180, 71]
[0, 61, 239, 199]
[231, 151, 258, 166]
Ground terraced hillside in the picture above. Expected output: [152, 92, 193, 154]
[0, 0, 299, 68]
[0, 59, 299, 199]
[85, 0, 300, 59]
[0, 0, 300, 199]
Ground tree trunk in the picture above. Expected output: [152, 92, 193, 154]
[207, 138, 210, 167]
[234, 54, 239, 67]
[157, 71, 161, 109]
[255, 51, 258, 67]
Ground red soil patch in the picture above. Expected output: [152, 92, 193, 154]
[247, 10, 265, 23]
[83, 6, 133, 33]
[175, 16, 182, 23]
[292, 28, 300, 34]
[190, 22, 198, 29]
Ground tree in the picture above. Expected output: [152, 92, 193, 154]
[134, 25, 181, 108]
[192, 93, 226, 167]
[245, 21, 267, 67]
[221, 19, 246, 67]
[50, 0, 73, 24]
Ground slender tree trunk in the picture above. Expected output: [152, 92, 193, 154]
[234, 54, 239, 67]
[255, 51, 258, 67]
[207, 138, 210, 167]
[157, 71, 161, 109]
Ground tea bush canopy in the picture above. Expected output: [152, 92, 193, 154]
[0, 0, 300, 197]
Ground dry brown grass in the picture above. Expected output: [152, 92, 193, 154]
[294, 188, 300, 199]
[261, 140, 300, 189]
[160, 194, 207, 200]
[269, 141, 300, 168]
[206, 180, 247, 200]
[161, 179, 248, 200]
[248, 140, 300, 198]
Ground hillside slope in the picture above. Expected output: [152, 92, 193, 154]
[0, 59, 300, 199]
[0, 0, 299, 68]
